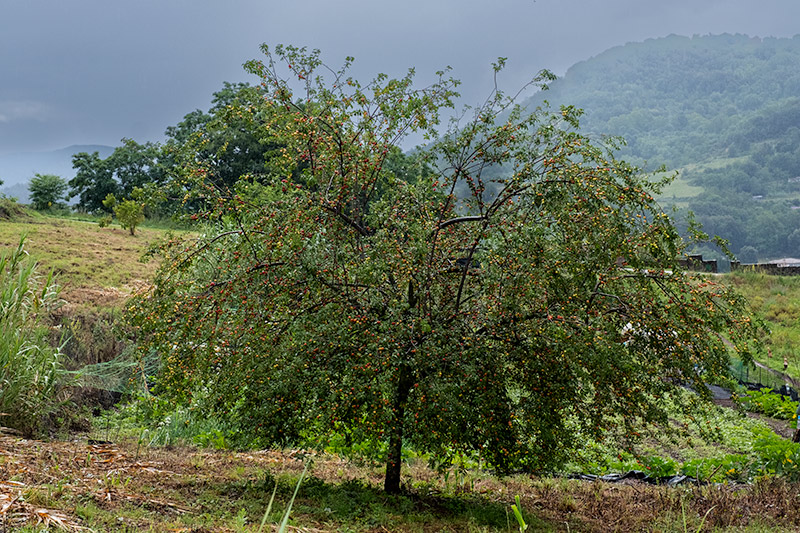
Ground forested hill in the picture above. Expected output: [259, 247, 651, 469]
[523, 33, 800, 262]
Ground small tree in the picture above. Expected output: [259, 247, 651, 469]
[103, 190, 145, 235]
[28, 173, 68, 211]
[114, 199, 145, 235]
[129, 46, 762, 493]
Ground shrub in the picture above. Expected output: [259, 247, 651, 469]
[743, 388, 799, 420]
[114, 200, 145, 236]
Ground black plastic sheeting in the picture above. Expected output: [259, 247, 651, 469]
[568, 471, 704, 486]
[752, 382, 800, 402]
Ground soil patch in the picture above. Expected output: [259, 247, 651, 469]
[714, 397, 796, 439]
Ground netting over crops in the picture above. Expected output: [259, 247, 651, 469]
[731, 359, 787, 390]
[76, 347, 161, 395]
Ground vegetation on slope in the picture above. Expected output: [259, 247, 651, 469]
[524, 33, 800, 260]
[727, 271, 800, 377]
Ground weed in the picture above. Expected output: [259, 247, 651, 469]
[258, 462, 308, 533]
[510, 495, 528, 532]
[681, 499, 716, 533]
[0, 236, 74, 436]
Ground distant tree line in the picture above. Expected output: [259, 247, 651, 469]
[30, 80, 428, 236]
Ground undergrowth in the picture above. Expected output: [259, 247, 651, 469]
[0, 236, 74, 436]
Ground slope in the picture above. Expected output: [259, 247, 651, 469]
[523, 33, 800, 260]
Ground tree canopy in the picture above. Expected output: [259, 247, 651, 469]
[69, 139, 165, 214]
[128, 45, 761, 493]
[28, 173, 67, 211]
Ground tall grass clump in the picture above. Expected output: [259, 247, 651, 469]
[0, 236, 71, 436]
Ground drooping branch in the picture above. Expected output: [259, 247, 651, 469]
[436, 215, 487, 231]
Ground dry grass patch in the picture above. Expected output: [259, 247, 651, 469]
[1, 432, 800, 532]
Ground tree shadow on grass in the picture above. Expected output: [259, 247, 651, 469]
[299, 476, 513, 529]
[226, 474, 549, 531]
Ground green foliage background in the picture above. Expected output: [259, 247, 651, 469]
[523, 33, 800, 260]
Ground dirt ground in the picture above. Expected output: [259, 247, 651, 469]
[1, 426, 800, 532]
[713, 397, 797, 440]
[0, 430, 315, 531]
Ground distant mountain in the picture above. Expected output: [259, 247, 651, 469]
[523, 33, 800, 261]
[0, 145, 114, 202]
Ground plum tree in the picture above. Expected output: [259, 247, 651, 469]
[128, 45, 761, 493]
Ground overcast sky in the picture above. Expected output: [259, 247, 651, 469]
[2, 0, 798, 155]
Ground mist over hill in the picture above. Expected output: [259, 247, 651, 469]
[523, 33, 800, 262]
[0, 145, 114, 203]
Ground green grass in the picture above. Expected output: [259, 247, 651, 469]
[655, 170, 706, 203]
[0, 217, 161, 289]
[726, 271, 800, 377]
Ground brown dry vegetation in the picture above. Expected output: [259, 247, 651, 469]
[0, 432, 799, 532]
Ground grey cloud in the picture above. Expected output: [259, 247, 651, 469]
[0, 101, 51, 123]
[0, 0, 798, 154]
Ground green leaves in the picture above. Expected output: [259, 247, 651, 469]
[0, 237, 71, 437]
[511, 495, 528, 532]
[128, 45, 762, 492]
[28, 173, 68, 211]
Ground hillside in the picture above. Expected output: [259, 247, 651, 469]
[523, 33, 800, 261]
[0, 213, 160, 308]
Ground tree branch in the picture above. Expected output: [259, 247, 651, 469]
[436, 215, 487, 230]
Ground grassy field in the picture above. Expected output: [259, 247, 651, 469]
[3, 206, 800, 531]
[0, 210, 163, 311]
[654, 171, 705, 207]
[726, 271, 800, 378]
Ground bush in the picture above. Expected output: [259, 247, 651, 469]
[0, 237, 73, 436]
[743, 388, 799, 420]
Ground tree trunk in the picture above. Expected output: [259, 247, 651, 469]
[384, 367, 412, 493]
